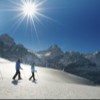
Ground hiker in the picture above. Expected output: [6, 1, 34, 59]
[13, 58, 23, 80]
[29, 62, 36, 81]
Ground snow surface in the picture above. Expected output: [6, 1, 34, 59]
[0, 58, 100, 99]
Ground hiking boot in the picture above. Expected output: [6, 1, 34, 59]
[18, 78, 22, 80]
[12, 77, 15, 80]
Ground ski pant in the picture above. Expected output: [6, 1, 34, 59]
[13, 70, 21, 79]
[29, 72, 35, 80]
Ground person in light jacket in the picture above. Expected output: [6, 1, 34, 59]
[13, 58, 23, 80]
[29, 62, 36, 81]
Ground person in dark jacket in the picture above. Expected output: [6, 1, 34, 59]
[13, 58, 23, 80]
[29, 62, 36, 81]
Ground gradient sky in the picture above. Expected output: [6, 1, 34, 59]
[0, 0, 100, 53]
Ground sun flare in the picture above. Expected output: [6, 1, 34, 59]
[0, 0, 54, 29]
[0, 0, 55, 39]
[0, 0, 57, 51]
[22, 1, 37, 17]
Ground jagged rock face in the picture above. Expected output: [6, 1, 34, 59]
[84, 52, 100, 67]
[0, 33, 15, 53]
[47, 44, 63, 59]
[59, 52, 89, 66]
[0, 33, 15, 46]
[0, 33, 41, 64]
[0, 33, 27, 60]
[0, 33, 100, 70]
[36, 44, 64, 68]
[63, 53, 98, 83]
[48, 44, 63, 54]
[37, 44, 63, 58]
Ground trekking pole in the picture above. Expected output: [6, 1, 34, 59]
[0, 70, 3, 80]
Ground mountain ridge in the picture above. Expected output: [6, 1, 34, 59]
[0, 33, 100, 84]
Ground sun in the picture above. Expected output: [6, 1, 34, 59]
[1, 0, 54, 28]
[22, 1, 37, 18]
[0, 0, 56, 51]
[0, 0, 55, 37]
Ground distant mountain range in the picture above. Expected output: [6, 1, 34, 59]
[0, 33, 42, 65]
[0, 33, 100, 84]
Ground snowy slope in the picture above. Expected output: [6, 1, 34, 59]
[0, 58, 100, 99]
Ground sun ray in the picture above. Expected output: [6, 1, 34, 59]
[11, 14, 26, 36]
[36, 12, 58, 23]
[0, 0, 56, 30]
[31, 16, 40, 44]
[35, 0, 47, 8]
[8, 0, 22, 7]
[0, 0, 58, 51]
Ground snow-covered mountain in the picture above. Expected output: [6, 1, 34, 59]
[0, 33, 100, 83]
[59, 51, 91, 67]
[35, 44, 64, 68]
[1, 33, 99, 69]
[85, 51, 100, 67]
[37, 49, 99, 83]
[36, 48, 97, 70]
[0, 33, 41, 65]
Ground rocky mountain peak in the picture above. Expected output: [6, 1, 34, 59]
[0, 33, 15, 46]
[0, 33, 13, 40]
[48, 44, 63, 54]
[49, 44, 59, 49]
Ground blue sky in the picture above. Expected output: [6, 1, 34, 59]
[0, 0, 100, 53]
